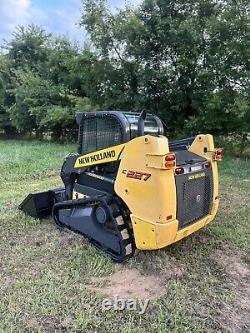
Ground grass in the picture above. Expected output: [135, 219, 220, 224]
[0, 140, 249, 333]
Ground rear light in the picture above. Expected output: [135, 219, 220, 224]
[165, 154, 175, 161]
[175, 167, 184, 175]
[215, 148, 223, 161]
[165, 153, 176, 168]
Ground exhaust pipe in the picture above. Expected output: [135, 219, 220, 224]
[138, 110, 147, 136]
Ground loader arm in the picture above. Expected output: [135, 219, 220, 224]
[60, 154, 79, 200]
[61, 143, 126, 199]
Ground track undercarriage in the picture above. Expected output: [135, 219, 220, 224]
[21, 191, 135, 262]
[54, 196, 135, 262]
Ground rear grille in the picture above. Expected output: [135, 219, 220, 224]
[176, 169, 213, 229]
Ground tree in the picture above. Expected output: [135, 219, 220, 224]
[0, 1, 248, 145]
[0, 54, 17, 136]
[80, 0, 250, 135]
[2, 26, 94, 139]
[8, 69, 74, 137]
[5, 25, 51, 70]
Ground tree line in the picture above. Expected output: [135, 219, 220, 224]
[0, 0, 249, 147]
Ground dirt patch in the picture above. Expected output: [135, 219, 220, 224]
[58, 231, 84, 248]
[87, 256, 186, 300]
[46, 170, 59, 178]
[87, 266, 165, 300]
[212, 246, 250, 332]
[161, 254, 186, 280]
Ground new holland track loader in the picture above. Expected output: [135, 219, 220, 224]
[20, 111, 222, 262]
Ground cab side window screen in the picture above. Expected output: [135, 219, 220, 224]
[81, 117, 123, 154]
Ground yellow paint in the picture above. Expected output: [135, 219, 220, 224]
[72, 133, 220, 251]
[74, 143, 125, 168]
[131, 215, 177, 249]
[145, 153, 166, 169]
[115, 135, 176, 224]
[131, 210, 218, 250]
[210, 198, 220, 216]
[188, 134, 219, 202]
[114, 133, 220, 251]
[145, 152, 176, 170]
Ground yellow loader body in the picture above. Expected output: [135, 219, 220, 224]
[115, 134, 219, 250]
[20, 111, 221, 262]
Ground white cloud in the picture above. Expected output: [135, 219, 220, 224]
[0, 0, 31, 39]
[42, 0, 84, 42]
[0, 0, 84, 43]
[1, 0, 31, 21]
[0, 0, 142, 44]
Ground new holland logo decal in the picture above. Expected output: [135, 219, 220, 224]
[74, 144, 125, 168]
[188, 172, 205, 180]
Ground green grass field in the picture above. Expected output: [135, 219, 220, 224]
[0, 140, 249, 333]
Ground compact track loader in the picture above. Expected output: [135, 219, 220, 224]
[20, 111, 222, 262]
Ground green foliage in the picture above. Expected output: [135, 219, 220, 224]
[74, 96, 99, 113]
[7, 25, 51, 69]
[0, 1, 249, 144]
[8, 69, 68, 133]
[0, 25, 98, 139]
[186, 92, 249, 134]
[0, 55, 16, 135]
[40, 106, 75, 140]
[80, 0, 250, 136]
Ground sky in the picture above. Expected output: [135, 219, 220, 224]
[0, 0, 141, 44]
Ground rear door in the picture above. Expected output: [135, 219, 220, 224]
[174, 151, 214, 229]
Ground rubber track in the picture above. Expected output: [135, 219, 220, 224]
[52, 196, 135, 262]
